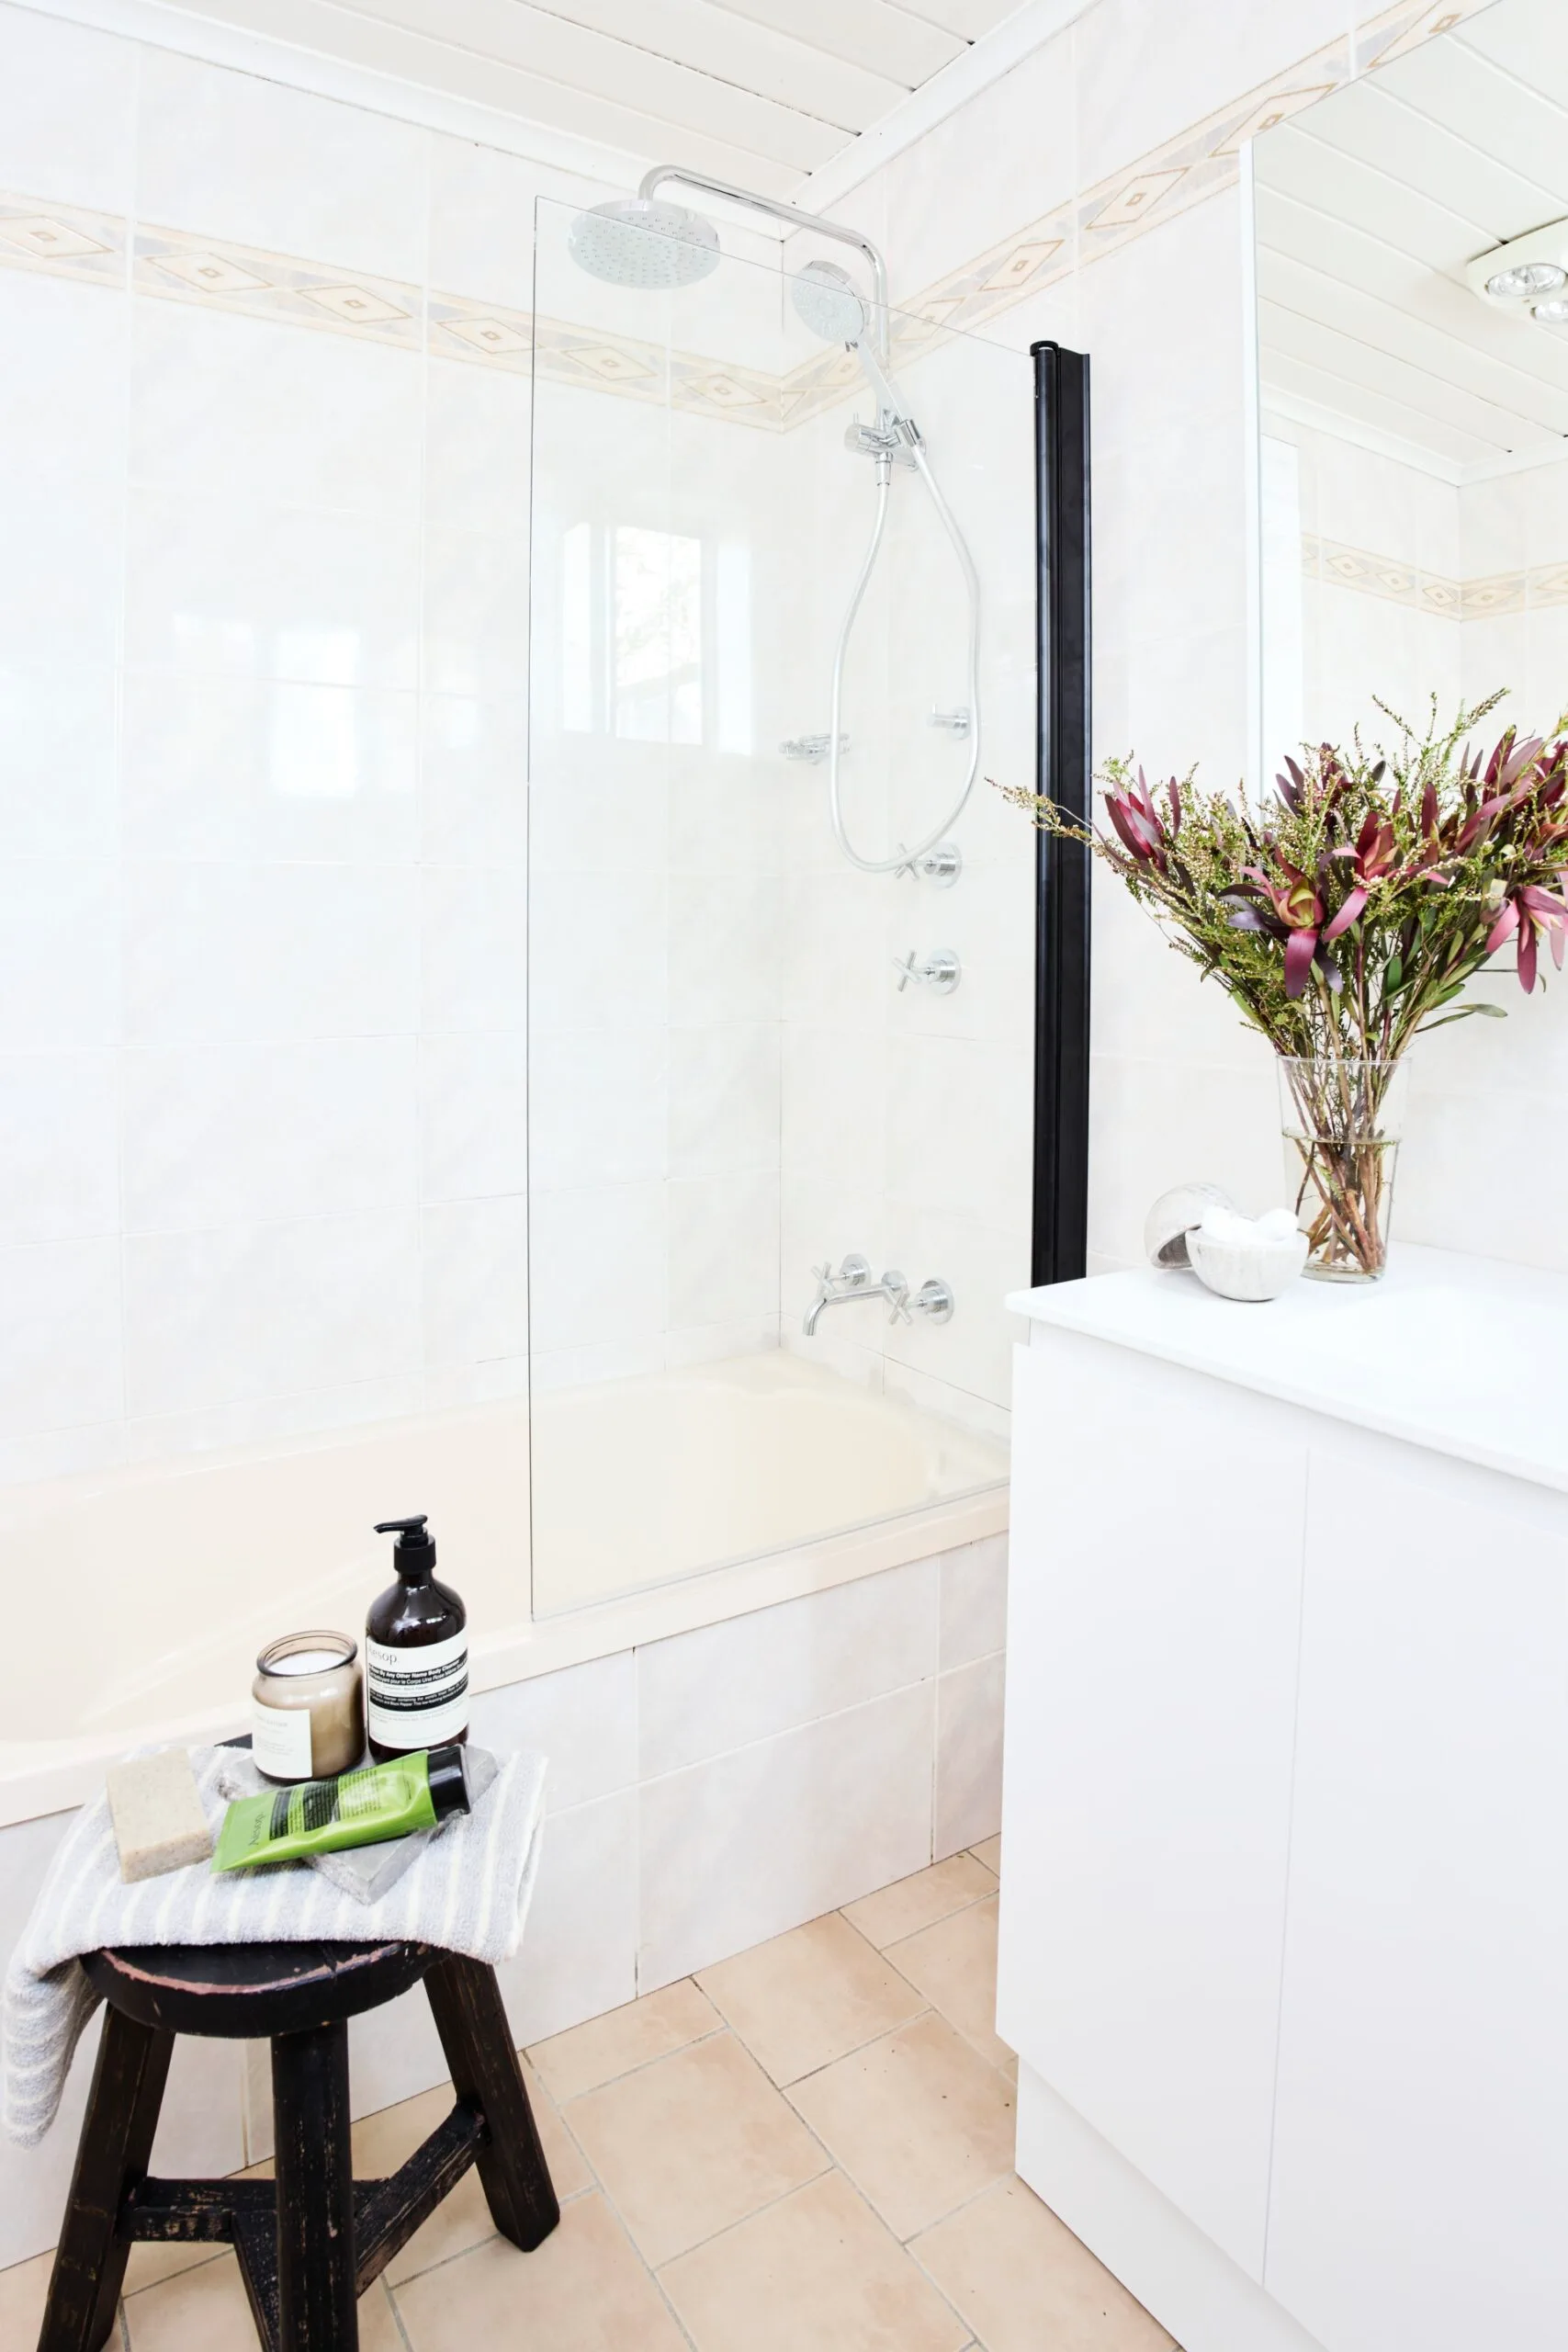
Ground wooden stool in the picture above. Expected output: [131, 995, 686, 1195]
[38, 1939, 559, 2352]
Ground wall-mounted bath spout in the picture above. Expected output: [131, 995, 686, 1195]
[803, 1257, 954, 1335]
[804, 1255, 905, 1336]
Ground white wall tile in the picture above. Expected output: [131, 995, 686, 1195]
[528, 1181, 667, 1353]
[422, 1195, 529, 1366]
[638, 1681, 935, 1989]
[424, 361, 532, 540]
[470, 1652, 638, 1815]
[421, 866, 528, 1035]
[667, 1172, 780, 1329]
[123, 1037, 417, 1230]
[419, 1030, 528, 1204]
[0, 664, 117, 859]
[420, 695, 527, 868]
[124, 489, 421, 691]
[0, 1053, 118, 1245]
[529, 1028, 668, 1191]
[423, 527, 530, 700]
[638, 1559, 940, 1780]
[934, 1652, 1006, 1860]
[940, 1533, 1010, 1670]
[135, 47, 430, 282]
[0, 1238, 122, 1439]
[0, 4, 136, 212]
[129, 302, 423, 519]
[529, 873, 669, 1037]
[123, 1211, 419, 1417]
[669, 1024, 780, 1180]
[499, 1788, 639, 2046]
[124, 863, 418, 1046]
[121, 673, 419, 865]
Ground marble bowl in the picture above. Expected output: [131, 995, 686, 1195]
[1186, 1220, 1309, 1302]
[1143, 1182, 1236, 1270]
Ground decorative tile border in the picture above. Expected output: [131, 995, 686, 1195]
[0, 0, 1488, 435]
[1303, 534, 1568, 618]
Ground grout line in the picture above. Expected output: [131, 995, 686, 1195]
[535, 2017, 730, 2109]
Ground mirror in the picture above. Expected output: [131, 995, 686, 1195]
[1252, 0, 1568, 762]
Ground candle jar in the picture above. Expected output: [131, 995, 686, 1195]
[252, 1631, 364, 1783]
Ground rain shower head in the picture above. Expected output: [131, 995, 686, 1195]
[568, 197, 721, 289]
[791, 258, 869, 346]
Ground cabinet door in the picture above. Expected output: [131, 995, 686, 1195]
[999, 1335, 1308, 2279]
[1265, 1441, 1568, 2352]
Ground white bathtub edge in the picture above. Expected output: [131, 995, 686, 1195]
[0, 1484, 1009, 1830]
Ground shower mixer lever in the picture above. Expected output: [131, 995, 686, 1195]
[894, 948, 961, 994]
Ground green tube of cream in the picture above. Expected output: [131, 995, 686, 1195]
[213, 1745, 471, 1872]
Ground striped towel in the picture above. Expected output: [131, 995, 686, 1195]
[3, 1743, 547, 2148]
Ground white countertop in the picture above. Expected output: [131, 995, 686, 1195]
[1007, 1243, 1568, 1495]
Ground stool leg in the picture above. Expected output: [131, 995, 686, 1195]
[39, 2005, 174, 2352]
[424, 1956, 559, 2251]
[272, 2021, 357, 2352]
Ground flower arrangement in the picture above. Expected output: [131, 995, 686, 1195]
[999, 695, 1568, 1278]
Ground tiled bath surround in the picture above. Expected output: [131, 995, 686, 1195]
[0, 1533, 1006, 2269]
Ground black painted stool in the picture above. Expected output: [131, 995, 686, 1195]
[38, 1939, 559, 2352]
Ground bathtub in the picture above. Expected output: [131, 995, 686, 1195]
[1, 1350, 1007, 1827]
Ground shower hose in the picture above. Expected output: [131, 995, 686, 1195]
[826, 437, 982, 876]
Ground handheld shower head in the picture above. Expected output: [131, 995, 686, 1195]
[791, 258, 869, 346]
[568, 197, 720, 289]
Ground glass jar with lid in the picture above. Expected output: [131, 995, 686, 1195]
[252, 1630, 363, 1783]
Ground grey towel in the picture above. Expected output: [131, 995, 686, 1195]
[3, 1743, 547, 2148]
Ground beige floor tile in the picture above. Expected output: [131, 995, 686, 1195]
[843, 1855, 997, 1951]
[122, 2248, 263, 2351]
[660, 2166, 970, 2352]
[0, 2249, 54, 2344]
[528, 1978, 721, 2103]
[348, 2063, 592, 2286]
[565, 2029, 829, 2267]
[787, 2012, 1016, 2242]
[696, 1913, 927, 2086]
[392, 2188, 687, 2352]
[123, 2242, 230, 2295]
[969, 1836, 1002, 1877]
[357, 2277, 410, 2352]
[913, 2177, 1177, 2351]
[887, 1895, 1013, 2072]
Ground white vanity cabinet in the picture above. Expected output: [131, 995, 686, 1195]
[998, 1248, 1568, 2352]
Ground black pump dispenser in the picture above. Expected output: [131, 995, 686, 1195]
[366, 1514, 468, 1764]
[374, 1515, 437, 1582]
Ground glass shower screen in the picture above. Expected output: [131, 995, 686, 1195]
[526, 195, 1032, 1616]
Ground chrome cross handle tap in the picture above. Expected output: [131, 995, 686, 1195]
[894, 948, 961, 994]
[886, 1275, 956, 1326]
[893, 842, 963, 888]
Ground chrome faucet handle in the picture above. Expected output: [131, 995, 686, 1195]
[894, 949, 961, 995]
[894, 842, 963, 888]
[882, 1270, 910, 1323]
[837, 1253, 872, 1288]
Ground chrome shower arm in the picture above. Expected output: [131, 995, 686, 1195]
[636, 164, 890, 358]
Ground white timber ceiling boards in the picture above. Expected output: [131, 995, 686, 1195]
[72, 0, 1033, 202]
[1255, 0, 1568, 481]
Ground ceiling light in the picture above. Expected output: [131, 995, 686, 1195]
[1485, 260, 1566, 299]
[1533, 296, 1568, 325]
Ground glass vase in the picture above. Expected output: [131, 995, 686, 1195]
[1278, 1057, 1408, 1283]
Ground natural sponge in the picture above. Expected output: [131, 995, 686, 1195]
[106, 1748, 214, 1883]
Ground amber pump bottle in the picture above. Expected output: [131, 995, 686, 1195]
[365, 1515, 469, 1764]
